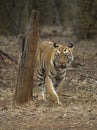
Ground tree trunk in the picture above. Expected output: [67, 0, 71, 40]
[14, 10, 39, 106]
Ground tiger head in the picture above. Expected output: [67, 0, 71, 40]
[53, 42, 73, 69]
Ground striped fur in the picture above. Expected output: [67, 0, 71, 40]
[34, 41, 73, 105]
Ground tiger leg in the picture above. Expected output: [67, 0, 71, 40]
[36, 67, 46, 101]
[38, 86, 46, 101]
[57, 78, 65, 95]
[45, 76, 62, 105]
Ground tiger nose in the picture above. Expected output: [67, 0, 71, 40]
[61, 62, 64, 65]
[60, 63, 66, 69]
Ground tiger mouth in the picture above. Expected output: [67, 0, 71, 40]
[53, 61, 67, 69]
[59, 64, 66, 69]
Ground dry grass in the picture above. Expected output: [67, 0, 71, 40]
[0, 30, 97, 129]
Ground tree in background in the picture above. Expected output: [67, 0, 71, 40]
[72, 0, 97, 39]
[0, 0, 97, 39]
[0, 0, 29, 34]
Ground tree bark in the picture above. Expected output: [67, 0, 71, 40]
[14, 10, 39, 106]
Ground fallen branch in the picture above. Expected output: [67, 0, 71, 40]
[67, 67, 97, 71]
[79, 74, 97, 81]
[0, 49, 18, 64]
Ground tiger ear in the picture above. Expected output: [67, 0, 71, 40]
[68, 42, 73, 48]
[53, 43, 59, 48]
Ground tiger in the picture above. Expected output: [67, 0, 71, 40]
[34, 41, 74, 105]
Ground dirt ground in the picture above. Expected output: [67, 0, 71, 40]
[0, 28, 97, 130]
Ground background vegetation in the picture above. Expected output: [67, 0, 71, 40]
[0, 0, 97, 39]
[0, 1, 97, 129]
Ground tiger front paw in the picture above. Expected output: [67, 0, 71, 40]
[38, 93, 46, 102]
[54, 98, 62, 106]
[49, 95, 62, 106]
